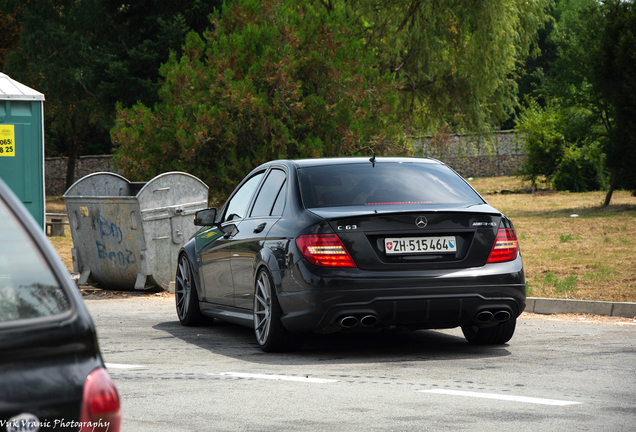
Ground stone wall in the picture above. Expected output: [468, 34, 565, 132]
[45, 155, 122, 196]
[45, 132, 527, 195]
[414, 130, 526, 178]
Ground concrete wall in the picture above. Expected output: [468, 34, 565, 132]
[45, 132, 527, 195]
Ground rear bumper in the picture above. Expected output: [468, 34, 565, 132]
[277, 255, 525, 333]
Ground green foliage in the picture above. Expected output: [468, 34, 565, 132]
[515, 102, 565, 186]
[112, 0, 406, 200]
[596, 1, 636, 195]
[515, 0, 636, 200]
[553, 141, 606, 192]
[516, 98, 607, 191]
[3, 0, 109, 159]
[0, 8, 21, 70]
[340, 0, 552, 135]
[1, 0, 221, 187]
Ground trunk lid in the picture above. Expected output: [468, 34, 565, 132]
[309, 204, 502, 271]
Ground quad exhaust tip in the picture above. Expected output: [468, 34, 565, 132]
[360, 315, 379, 327]
[340, 316, 359, 328]
[339, 315, 379, 328]
[476, 310, 511, 324]
[476, 311, 494, 323]
[494, 310, 511, 322]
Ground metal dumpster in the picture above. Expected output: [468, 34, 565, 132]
[64, 172, 208, 290]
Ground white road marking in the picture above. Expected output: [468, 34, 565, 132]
[418, 389, 582, 406]
[208, 372, 339, 383]
[105, 363, 144, 369]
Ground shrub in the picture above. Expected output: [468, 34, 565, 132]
[553, 141, 607, 192]
[516, 100, 607, 191]
[516, 102, 565, 187]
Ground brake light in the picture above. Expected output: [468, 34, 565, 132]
[487, 228, 519, 263]
[296, 234, 357, 267]
[80, 367, 121, 432]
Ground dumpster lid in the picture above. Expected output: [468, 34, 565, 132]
[63, 172, 140, 198]
[0, 73, 45, 101]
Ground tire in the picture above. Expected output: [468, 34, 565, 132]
[461, 318, 516, 345]
[253, 268, 302, 352]
[175, 253, 210, 326]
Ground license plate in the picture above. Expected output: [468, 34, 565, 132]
[384, 236, 457, 255]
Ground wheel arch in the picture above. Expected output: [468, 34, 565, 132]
[253, 246, 283, 295]
[179, 239, 203, 298]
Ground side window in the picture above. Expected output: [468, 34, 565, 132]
[0, 198, 70, 325]
[223, 173, 264, 223]
[251, 169, 287, 217]
[270, 180, 286, 217]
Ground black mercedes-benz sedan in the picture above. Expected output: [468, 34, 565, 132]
[0, 178, 121, 432]
[176, 157, 525, 352]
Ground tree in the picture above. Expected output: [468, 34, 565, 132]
[111, 0, 406, 201]
[1, 0, 221, 189]
[3, 0, 109, 189]
[324, 0, 552, 136]
[0, 7, 21, 70]
[595, 0, 636, 204]
[515, 0, 636, 202]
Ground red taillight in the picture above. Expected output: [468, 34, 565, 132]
[80, 367, 121, 432]
[296, 234, 357, 268]
[487, 228, 520, 263]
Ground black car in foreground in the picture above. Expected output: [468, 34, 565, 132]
[176, 157, 525, 352]
[0, 178, 121, 432]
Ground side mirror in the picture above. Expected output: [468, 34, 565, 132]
[194, 208, 217, 226]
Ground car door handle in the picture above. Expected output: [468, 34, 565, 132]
[253, 223, 267, 234]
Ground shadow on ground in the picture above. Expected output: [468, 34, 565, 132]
[153, 318, 512, 366]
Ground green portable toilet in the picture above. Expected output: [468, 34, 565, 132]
[0, 73, 45, 228]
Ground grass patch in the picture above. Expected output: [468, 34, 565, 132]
[543, 272, 577, 295]
[559, 233, 580, 243]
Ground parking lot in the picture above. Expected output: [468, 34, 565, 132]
[86, 294, 636, 432]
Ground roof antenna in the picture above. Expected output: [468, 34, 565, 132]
[369, 151, 376, 168]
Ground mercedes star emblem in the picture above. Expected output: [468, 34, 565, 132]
[415, 216, 427, 228]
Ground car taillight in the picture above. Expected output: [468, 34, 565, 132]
[80, 367, 121, 432]
[487, 228, 519, 263]
[296, 234, 357, 268]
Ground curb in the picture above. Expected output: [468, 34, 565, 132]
[527, 297, 636, 318]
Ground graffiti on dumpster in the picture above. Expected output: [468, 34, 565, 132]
[97, 215, 123, 245]
[95, 215, 135, 270]
[96, 241, 136, 270]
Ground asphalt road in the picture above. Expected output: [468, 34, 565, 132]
[85, 296, 636, 432]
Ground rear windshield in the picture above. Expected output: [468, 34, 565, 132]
[297, 162, 483, 208]
[0, 198, 70, 325]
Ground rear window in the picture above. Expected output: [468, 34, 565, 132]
[297, 162, 483, 208]
[0, 198, 70, 324]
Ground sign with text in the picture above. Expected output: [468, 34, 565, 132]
[0, 125, 15, 156]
